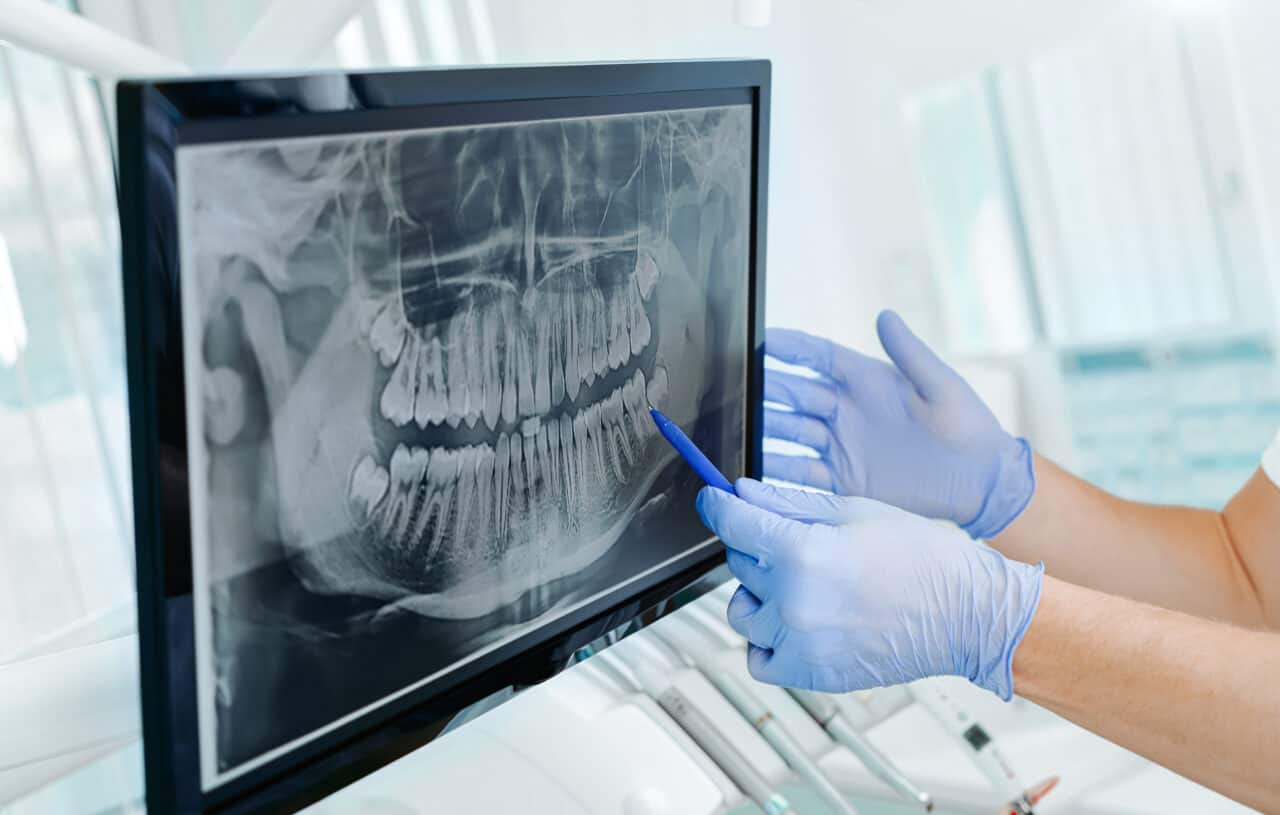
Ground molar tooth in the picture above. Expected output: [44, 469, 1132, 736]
[495, 433, 511, 541]
[450, 446, 478, 550]
[635, 252, 659, 300]
[382, 445, 428, 540]
[603, 388, 632, 475]
[591, 288, 609, 376]
[348, 454, 389, 524]
[446, 313, 468, 429]
[608, 289, 629, 370]
[381, 338, 419, 428]
[572, 412, 592, 487]
[416, 335, 448, 428]
[628, 280, 651, 355]
[516, 325, 536, 418]
[534, 312, 552, 414]
[521, 416, 542, 437]
[370, 299, 407, 367]
[623, 368, 650, 442]
[564, 293, 581, 401]
[413, 448, 456, 563]
[482, 311, 502, 431]
[646, 365, 669, 409]
[586, 402, 608, 481]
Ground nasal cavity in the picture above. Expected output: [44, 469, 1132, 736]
[397, 222, 520, 327]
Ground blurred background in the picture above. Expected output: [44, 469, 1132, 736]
[1, 0, 1276, 812]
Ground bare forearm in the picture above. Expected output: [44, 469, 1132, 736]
[992, 456, 1270, 626]
[1014, 577, 1280, 811]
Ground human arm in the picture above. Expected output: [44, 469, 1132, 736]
[697, 479, 1280, 812]
[1015, 575, 1280, 812]
[764, 313, 1280, 627]
[994, 458, 1280, 628]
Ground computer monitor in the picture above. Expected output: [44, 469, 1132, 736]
[118, 60, 769, 813]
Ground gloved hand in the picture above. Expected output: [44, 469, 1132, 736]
[697, 478, 1043, 699]
[763, 310, 1034, 539]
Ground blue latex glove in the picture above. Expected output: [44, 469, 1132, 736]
[697, 478, 1043, 699]
[763, 311, 1034, 540]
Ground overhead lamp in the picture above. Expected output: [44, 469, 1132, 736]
[0, 234, 27, 369]
[734, 0, 771, 27]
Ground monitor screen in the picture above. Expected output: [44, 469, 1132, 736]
[119, 61, 769, 812]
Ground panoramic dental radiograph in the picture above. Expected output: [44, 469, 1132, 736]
[179, 105, 751, 777]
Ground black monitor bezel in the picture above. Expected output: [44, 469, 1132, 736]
[118, 59, 770, 814]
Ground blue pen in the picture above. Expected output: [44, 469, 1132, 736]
[649, 408, 737, 494]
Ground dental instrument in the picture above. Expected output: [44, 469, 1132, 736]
[648, 622, 861, 815]
[908, 681, 1036, 813]
[680, 600, 932, 812]
[606, 648, 796, 815]
[649, 407, 736, 494]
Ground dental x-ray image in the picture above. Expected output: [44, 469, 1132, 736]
[177, 103, 752, 784]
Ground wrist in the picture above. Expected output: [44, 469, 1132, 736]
[965, 551, 1044, 701]
[961, 437, 1035, 540]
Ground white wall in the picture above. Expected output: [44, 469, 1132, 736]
[482, 0, 1144, 354]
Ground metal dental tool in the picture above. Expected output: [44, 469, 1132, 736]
[605, 647, 796, 815]
[649, 621, 862, 815]
[681, 601, 932, 812]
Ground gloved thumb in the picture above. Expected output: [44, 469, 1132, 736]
[734, 478, 870, 525]
[876, 310, 954, 400]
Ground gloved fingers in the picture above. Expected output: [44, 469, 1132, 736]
[745, 644, 791, 686]
[876, 310, 956, 401]
[766, 327, 875, 383]
[762, 453, 835, 492]
[697, 486, 806, 568]
[763, 407, 832, 452]
[725, 550, 771, 599]
[734, 477, 868, 525]
[726, 585, 784, 649]
[764, 369, 838, 419]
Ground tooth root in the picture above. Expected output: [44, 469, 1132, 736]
[348, 454, 390, 523]
[628, 281, 651, 355]
[572, 412, 592, 489]
[451, 447, 478, 550]
[495, 433, 511, 542]
[385, 446, 428, 541]
[647, 365, 669, 409]
[414, 335, 440, 429]
[474, 445, 496, 551]
[483, 312, 502, 431]
[560, 413, 577, 510]
[545, 419, 561, 503]
[370, 299, 407, 367]
[381, 338, 419, 428]
[502, 317, 518, 425]
[517, 327, 536, 418]
[564, 294, 581, 402]
[414, 448, 456, 563]
[635, 252, 659, 300]
[534, 315, 552, 414]
[509, 429, 526, 521]
[465, 312, 483, 428]
[550, 319, 565, 409]
[535, 426, 552, 500]
[523, 433, 539, 509]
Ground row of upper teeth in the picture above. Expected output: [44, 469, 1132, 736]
[347, 365, 669, 554]
[365, 253, 660, 432]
